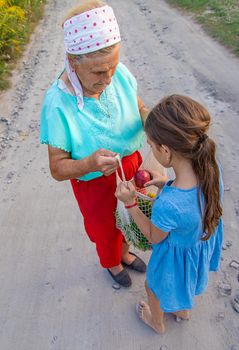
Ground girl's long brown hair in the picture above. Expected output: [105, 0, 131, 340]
[145, 95, 222, 240]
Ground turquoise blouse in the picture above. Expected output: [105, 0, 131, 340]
[40, 62, 145, 181]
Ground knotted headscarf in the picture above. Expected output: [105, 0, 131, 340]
[63, 5, 121, 110]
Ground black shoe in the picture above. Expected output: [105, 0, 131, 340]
[107, 268, 132, 287]
[122, 252, 147, 273]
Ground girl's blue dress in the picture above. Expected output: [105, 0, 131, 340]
[146, 177, 223, 312]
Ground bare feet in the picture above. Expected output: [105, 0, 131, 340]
[136, 301, 165, 334]
[172, 310, 190, 321]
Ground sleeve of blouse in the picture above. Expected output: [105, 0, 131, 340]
[40, 92, 72, 153]
[151, 197, 179, 233]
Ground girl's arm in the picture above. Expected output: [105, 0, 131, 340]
[127, 205, 168, 244]
[144, 170, 168, 189]
[115, 181, 168, 244]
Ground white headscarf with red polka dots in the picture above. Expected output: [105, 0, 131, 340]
[63, 5, 121, 110]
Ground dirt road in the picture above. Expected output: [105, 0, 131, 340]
[0, 0, 239, 349]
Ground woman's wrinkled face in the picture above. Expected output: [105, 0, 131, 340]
[71, 43, 120, 96]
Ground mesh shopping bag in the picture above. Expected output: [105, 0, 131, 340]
[115, 150, 165, 251]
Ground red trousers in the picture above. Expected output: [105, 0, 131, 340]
[70, 151, 142, 268]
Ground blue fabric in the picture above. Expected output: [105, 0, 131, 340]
[40, 62, 145, 181]
[146, 172, 224, 312]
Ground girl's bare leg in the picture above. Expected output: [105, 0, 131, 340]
[172, 310, 190, 320]
[136, 281, 165, 334]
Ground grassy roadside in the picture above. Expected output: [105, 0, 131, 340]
[0, 0, 47, 91]
[166, 0, 239, 57]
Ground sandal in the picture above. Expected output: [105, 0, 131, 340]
[122, 252, 146, 273]
[107, 268, 132, 287]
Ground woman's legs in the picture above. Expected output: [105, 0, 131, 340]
[71, 173, 123, 269]
[136, 281, 165, 334]
[121, 240, 136, 264]
[107, 241, 136, 275]
[70, 151, 143, 272]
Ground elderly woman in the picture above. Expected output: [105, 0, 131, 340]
[40, 0, 148, 287]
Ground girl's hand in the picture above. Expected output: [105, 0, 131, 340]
[115, 181, 136, 205]
[144, 170, 168, 188]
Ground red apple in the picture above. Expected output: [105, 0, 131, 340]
[134, 169, 151, 188]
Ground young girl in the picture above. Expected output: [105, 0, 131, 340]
[115, 95, 223, 334]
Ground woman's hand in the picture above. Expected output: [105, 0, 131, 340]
[48, 146, 119, 181]
[144, 170, 168, 188]
[89, 148, 119, 176]
[115, 181, 136, 206]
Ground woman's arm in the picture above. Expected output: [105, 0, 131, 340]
[138, 96, 149, 125]
[48, 146, 119, 181]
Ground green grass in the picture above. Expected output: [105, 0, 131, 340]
[166, 0, 239, 56]
[0, 0, 47, 90]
